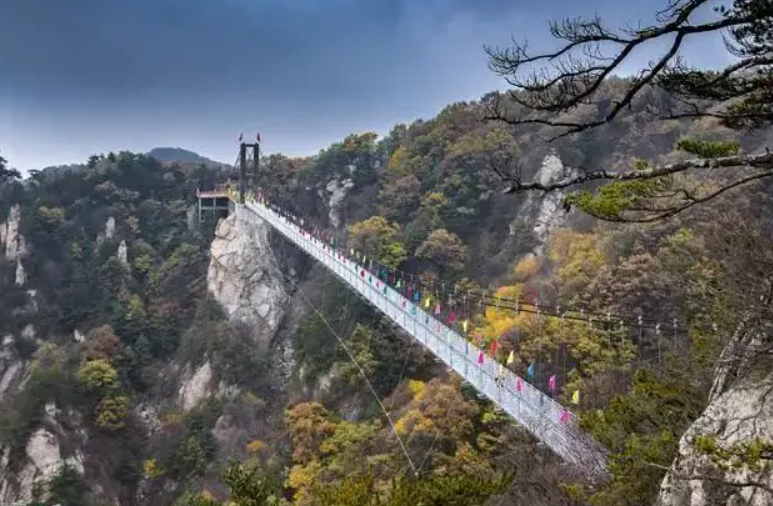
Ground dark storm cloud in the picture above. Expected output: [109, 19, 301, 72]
[0, 0, 730, 171]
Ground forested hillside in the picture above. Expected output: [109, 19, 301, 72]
[1, 73, 773, 506]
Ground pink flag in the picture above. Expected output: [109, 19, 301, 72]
[447, 312, 456, 324]
[360, 270, 365, 277]
[559, 410, 570, 424]
[489, 339, 498, 355]
[434, 304, 441, 315]
[477, 351, 485, 365]
[516, 378, 523, 392]
[549, 375, 556, 391]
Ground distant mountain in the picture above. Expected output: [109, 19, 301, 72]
[146, 147, 229, 168]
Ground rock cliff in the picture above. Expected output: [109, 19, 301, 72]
[207, 205, 288, 344]
[656, 320, 773, 506]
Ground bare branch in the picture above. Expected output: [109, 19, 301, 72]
[503, 152, 773, 193]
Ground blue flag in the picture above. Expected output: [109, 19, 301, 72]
[527, 362, 534, 379]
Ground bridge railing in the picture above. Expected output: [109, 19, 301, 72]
[241, 199, 608, 475]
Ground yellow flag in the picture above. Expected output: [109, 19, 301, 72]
[506, 350, 515, 365]
[350, 248, 354, 256]
[463, 320, 468, 332]
[571, 390, 580, 405]
[498, 363, 504, 378]
[425, 297, 431, 308]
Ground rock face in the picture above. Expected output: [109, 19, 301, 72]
[117, 239, 129, 267]
[207, 206, 288, 344]
[105, 216, 116, 240]
[0, 425, 84, 506]
[1, 205, 27, 261]
[179, 361, 214, 411]
[324, 178, 354, 229]
[512, 153, 575, 252]
[15, 258, 26, 286]
[656, 321, 773, 506]
[0, 335, 23, 402]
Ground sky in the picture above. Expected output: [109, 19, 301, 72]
[0, 0, 733, 172]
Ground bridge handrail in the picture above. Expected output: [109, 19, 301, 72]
[238, 197, 608, 475]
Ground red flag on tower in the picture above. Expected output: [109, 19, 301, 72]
[256, 132, 261, 143]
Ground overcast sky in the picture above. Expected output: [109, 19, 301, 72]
[0, 0, 733, 172]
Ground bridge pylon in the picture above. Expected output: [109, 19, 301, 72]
[238, 141, 260, 204]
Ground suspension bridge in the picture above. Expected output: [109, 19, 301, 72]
[197, 140, 611, 477]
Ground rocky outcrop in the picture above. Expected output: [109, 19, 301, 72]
[117, 239, 129, 268]
[512, 153, 576, 252]
[1, 205, 27, 261]
[105, 217, 116, 240]
[0, 335, 23, 402]
[656, 320, 773, 506]
[324, 178, 354, 229]
[15, 258, 26, 286]
[207, 206, 288, 344]
[178, 361, 214, 411]
[0, 422, 85, 505]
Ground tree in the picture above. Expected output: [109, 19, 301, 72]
[377, 175, 422, 223]
[484, 0, 773, 222]
[347, 216, 408, 268]
[77, 359, 119, 392]
[83, 325, 122, 361]
[415, 229, 469, 279]
[0, 152, 21, 184]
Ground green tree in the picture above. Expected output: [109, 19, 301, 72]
[94, 394, 130, 431]
[415, 229, 469, 279]
[0, 152, 21, 184]
[77, 359, 119, 392]
[485, 0, 773, 222]
[347, 216, 407, 268]
[377, 175, 422, 223]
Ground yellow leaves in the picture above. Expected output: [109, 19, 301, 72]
[246, 439, 267, 454]
[77, 359, 119, 391]
[386, 147, 411, 179]
[95, 394, 130, 430]
[162, 410, 183, 427]
[125, 294, 146, 320]
[477, 284, 529, 340]
[288, 461, 322, 505]
[548, 230, 606, 302]
[513, 255, 540, 281]
[143, 458, 164, 479]
[408, 379, 426, 401]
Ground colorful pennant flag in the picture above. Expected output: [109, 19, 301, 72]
[527, 362, 535, 379]
[489, 339, 498, 355]
[516, 378, 523, 392]
[549, 375, 556, 391]
[425, 297, 431, 308]
[506, 350, 515, 365]
[462, 320, 468, 332]
[477, 351, 485, 365]
[434, 304, 441, 315]
[571, 390, 580, 405]
[559, 410, 570, 424]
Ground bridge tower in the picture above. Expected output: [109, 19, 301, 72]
[238, 140, 260, 204]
